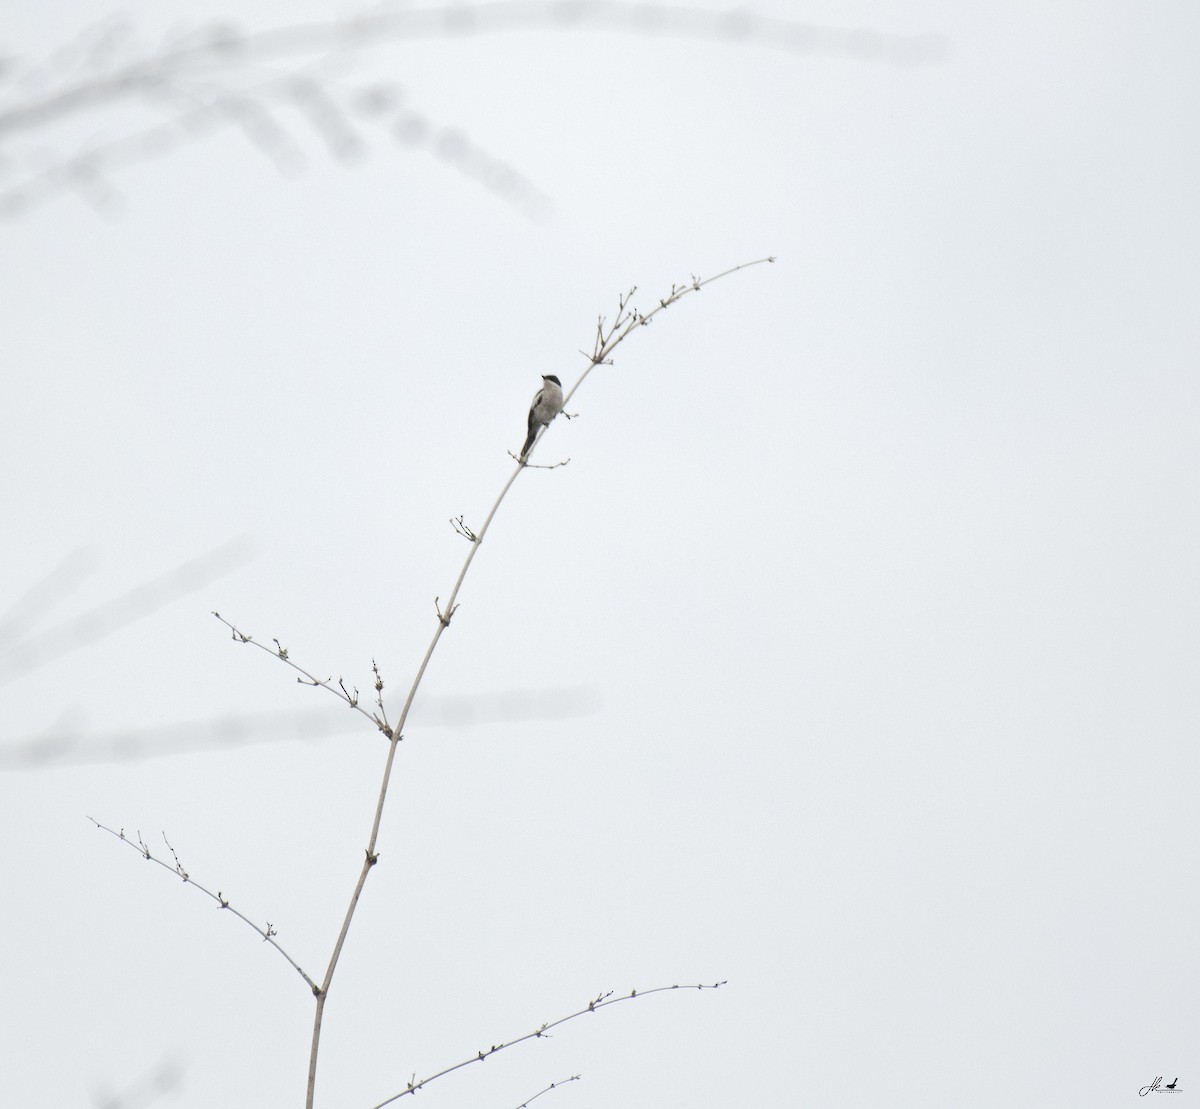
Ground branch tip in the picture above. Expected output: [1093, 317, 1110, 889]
[367, 980, 724, 1107]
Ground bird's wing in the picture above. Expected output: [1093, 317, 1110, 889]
[527, 389, 545, 431]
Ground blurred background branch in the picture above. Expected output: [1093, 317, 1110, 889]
[89, 1052, 186, 1109]
[0, 685, 603, 768]
[0, 1, 945, 217]
[0, 536, 254, 685]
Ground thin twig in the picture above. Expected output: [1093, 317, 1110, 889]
[87, 817, 318, 994]
[512, 1074, 581, 1109]
[450, 515, 478, 542]
[369, 984, 725, 1109]
[506, 452, 570, 469]
[567, 257, 775, 411]
[371, 659, 391, 736]
[212, 612, 393, 737]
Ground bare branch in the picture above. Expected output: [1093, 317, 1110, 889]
[306, 259, 768, 1107]
[512, 1074, 582, 1109]
[450, 515, 479, 542]
[212, 612, 393, 739]
[566, 257, 775, 407]
[87, 818, 319, 995]
[369, 984, 726, 1108]
[371, 658, 391, 736]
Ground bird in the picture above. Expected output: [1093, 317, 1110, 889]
[520, 375, 563, 460]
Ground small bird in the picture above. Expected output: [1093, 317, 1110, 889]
[520, 375, 563, 460]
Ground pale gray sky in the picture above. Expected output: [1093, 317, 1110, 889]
[2, 2, 1198, 1107]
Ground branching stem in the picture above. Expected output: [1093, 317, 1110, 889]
[305, 258, 770, 1108]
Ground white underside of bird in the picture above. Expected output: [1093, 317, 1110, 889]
[521, 375, 564, 459]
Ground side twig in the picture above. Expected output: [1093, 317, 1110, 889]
[212, 612, 393, 738]
[87, 817, 318, 994]
[370, 984, 726, 1109]
[513, 1074, 582, 1109]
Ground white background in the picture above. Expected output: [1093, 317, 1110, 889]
[2, 2, 1198, 1107]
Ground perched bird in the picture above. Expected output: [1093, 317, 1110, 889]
[520, 374, 563, 460]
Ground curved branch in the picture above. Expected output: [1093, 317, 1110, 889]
[370, 984, 726, 1109]
[88, 817, 318, 994]
[212, 612, 392, 737]
[307, 259, 770, 1108]
[512, 1074, 581, 1109]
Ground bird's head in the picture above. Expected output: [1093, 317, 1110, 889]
[543, 375, 561, 386]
